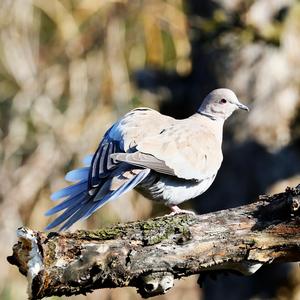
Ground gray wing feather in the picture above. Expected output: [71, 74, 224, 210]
[110, 152, 175, 176]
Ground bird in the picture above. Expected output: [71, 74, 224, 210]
[45, 88, 249, 231]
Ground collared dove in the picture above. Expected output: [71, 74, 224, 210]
[45, 88, 249, 230]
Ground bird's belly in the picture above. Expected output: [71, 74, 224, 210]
[136, 173, 216, 206]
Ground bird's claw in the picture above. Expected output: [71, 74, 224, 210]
[168, 206, 195, 216]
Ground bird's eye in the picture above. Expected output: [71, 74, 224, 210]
[220, 99, 227, 104]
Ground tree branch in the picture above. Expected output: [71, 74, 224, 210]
[7, 187, 300, 299]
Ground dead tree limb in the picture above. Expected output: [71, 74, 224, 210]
[7, 187, 300, 299]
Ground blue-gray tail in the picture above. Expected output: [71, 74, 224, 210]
[45, 155, 150, 231]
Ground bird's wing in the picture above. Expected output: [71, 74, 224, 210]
[112, 116, 223, 181]
[111, 152, 176, 176]
[88, 107, 175, 188]
[108, 107, 175, 151]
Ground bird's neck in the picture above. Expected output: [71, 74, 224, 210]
[198, 111, 218, 120]
[190, 113, 225, 143]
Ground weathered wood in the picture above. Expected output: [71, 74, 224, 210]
[7, 187, 300, 299]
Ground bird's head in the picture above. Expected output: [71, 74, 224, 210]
[198, 88, 249, 120]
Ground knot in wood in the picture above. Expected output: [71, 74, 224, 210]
[139, 272, 174, 297]
[291, 198, 300, 213]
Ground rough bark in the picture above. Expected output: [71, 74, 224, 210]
[7, 187, 300, 299]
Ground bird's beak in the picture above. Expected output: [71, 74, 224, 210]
[237, 102, 249, 111]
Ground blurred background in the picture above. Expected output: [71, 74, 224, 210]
[1, 0, 300, 299]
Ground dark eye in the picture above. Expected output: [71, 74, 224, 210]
[220, 98, 227, 104]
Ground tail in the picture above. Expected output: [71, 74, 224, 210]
[45, 156, 150, 231]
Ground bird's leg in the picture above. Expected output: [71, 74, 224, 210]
[168, 205, 195, 216]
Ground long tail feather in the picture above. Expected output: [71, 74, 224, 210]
[58, 201, 97, 231]
[85, 168, 151, 219]
[45, 204, 85, 230]
[65, 167, 89, 182]
[50, 181, 87, 201]
[82, 155, 93, 166]
[52, 168, 150, 231]
[45, 192, 86, 216]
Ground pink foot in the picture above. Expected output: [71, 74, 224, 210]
[168, 205, 195, 216]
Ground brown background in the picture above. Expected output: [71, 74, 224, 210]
[1, 1, 300, 299]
